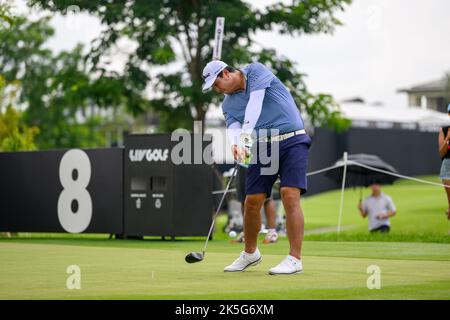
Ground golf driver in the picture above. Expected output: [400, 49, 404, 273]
[185, 162, 240, 263]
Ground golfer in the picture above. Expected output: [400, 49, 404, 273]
[202, 60, 311, 275]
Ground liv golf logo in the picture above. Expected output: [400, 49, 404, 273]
[129, 149, 170, 162]
[126, 121, 280, 174]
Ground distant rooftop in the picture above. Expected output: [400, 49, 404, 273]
[398, 77, 450, 93]
[338, 101, 448, 131]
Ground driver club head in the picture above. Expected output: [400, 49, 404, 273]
[185, 251, 204, 263]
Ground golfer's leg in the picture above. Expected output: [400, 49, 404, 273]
[264, 199, 277, 229]
[280, 187, 304, 259]
[244, 193, 266, 253]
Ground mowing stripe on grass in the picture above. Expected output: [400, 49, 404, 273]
[1, 242, 449, 300]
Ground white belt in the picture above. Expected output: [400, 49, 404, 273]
[259, 129, 306, 143]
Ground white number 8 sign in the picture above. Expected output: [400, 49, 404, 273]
[57, 149, 92, 233]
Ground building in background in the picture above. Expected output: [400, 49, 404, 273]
[338, 99, 449, 132]
[398, 76, 450, 113]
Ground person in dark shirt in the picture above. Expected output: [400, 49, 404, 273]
[438, 103, 450, 220]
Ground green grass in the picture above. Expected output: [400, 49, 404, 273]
[0, 176, 449, 299]
[0, 239, 449, 299]
[299, 176, 450, 242]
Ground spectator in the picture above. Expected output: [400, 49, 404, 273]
[438, 103, 450, 220]
[358, 181, 396, 233]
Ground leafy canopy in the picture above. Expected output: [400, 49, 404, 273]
[28, 0, 352, 132]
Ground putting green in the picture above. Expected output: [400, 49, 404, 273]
[1, 239, 449, 299]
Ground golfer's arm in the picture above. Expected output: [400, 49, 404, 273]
[241, 89, 265, 135]
[227, 121, 241, 147]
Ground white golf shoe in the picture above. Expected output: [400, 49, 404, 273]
[224, 248, 262, 272]
[269, 255, 303, 275]
[263, 230, 278, 244]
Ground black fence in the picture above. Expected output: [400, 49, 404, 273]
[306, 127, 441, 195]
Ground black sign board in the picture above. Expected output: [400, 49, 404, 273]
[0, 148, 123, 233]
[124, 134, 213, 237]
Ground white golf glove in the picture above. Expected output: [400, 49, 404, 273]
[239, 132, 253, 164]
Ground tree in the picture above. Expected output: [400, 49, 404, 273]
[0, 13, 145, 149]
[0, 75, 39, 151]
[1, 4, 39, 152]
[29, 0, 352, 132]
[0, 108, 40, 151]
[0, 0, 13, 24]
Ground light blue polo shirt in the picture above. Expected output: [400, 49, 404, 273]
[221, 62, 305, 135]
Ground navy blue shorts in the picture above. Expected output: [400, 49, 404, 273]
[246, 134, 311, 197]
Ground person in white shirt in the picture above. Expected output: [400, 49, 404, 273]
[357, 181, 396, 233]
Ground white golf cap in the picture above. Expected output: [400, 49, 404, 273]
[202, 60, 228, 92]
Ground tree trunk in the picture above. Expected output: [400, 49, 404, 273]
[194, 104, 206, 134]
